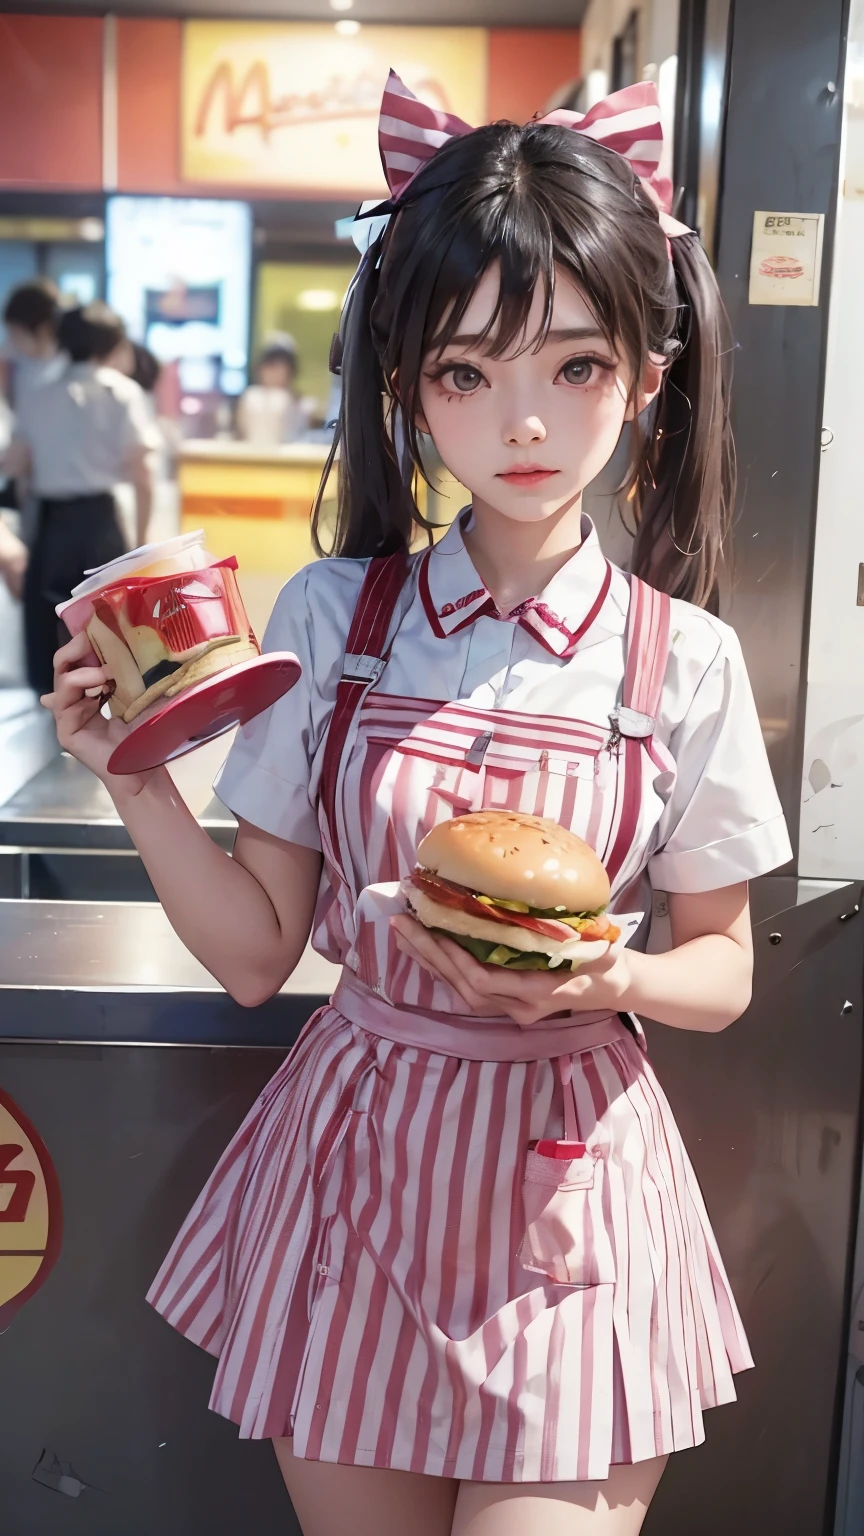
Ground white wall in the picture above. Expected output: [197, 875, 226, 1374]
[580, 0, 679, 85]
[798, 0, 864, 878]
[579, 0, 678, 180]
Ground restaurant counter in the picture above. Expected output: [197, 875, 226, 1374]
[0, 899, 339, 1044]
[0, 877, 861, 1535]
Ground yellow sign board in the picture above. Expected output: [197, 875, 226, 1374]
[182, 22, 488, 195]
[0, 1089, 62, 1329]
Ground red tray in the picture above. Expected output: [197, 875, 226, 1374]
[107, 651, 301, 775]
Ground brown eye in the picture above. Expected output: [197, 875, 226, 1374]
[444, 365, 484, 393]
[560, 358, 595, 386]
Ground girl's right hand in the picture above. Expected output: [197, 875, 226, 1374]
[41, 631, 154, 798]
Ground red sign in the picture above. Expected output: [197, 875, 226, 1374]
[0, 1089, 62, 1329]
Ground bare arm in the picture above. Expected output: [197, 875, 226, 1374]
[42, 631, 322, 1006]
[615, 884, 753, 1031]
[392, 881, 754, 1035]
[115, 774, 322, 1005]
[0, 514, 28, 600]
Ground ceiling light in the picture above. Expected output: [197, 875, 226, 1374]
[335, 17, 360, 33]
[329, 0, 354, 9]
[297, 288, 342, 311]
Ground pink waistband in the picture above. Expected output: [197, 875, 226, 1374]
[332, 970, 628, 1063]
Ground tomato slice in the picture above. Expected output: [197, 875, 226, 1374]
[408, 871, 582, 942]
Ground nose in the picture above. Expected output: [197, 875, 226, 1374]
[503, 412, 546, 447]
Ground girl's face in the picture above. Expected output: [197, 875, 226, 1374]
[417, 266, 661, 523]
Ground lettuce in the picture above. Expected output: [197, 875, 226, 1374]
[475, 894, 604, 927]
[433, 931, 568, 971]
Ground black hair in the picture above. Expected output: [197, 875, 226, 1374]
[58, 302, 126, 364]
[3, 277, 60, 334]
[131, 342, 161, 394]
[314, 120, 734, 609]
[258, 341, 297, 373]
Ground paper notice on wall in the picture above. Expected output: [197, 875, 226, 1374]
[749, 212, 825, 306]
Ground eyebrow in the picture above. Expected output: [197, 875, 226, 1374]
[444, 326, 608, 348]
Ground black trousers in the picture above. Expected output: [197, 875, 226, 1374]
[24, 493, 126, 696]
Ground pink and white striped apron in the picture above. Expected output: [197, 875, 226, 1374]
[148, 551, 753, 1482]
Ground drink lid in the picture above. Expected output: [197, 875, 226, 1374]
[68, 530, 213, 602]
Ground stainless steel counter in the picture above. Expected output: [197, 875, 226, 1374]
[0, 899, 339, 1046]
[0, 744, 236, 851]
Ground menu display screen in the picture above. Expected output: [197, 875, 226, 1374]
[106, 196, 252, 396]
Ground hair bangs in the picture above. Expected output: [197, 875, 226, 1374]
[424, 193, 558, 362]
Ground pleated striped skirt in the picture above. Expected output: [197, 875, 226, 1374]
[147, 1003, 752, 1482]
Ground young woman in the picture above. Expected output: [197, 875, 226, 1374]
[43, 82, 791, 1536]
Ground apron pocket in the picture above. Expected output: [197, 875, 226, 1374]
[517, 1147, 617, 1287]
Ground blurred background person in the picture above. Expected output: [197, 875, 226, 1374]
[235, 332, 311, 446]
[1, 301, 157, 695]
[112, 337, 177, 478]
[2, 277, 64, 408]
[2, 278, 66, 551]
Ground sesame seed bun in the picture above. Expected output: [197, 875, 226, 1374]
[416, 811, 610, 914]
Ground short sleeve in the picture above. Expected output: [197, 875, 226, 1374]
[12, 389, 34, 446]
[115, 377, 160, 459]
[649, 623, 792, 892]
[214, 566, 323, 849]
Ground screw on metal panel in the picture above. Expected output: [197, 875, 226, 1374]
[841, 1001, 854, 1015]
[769, 932, 782, 945]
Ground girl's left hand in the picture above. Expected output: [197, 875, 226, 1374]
[390, 914, 633, 1027]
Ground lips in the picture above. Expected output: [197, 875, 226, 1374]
[496, 465, 560, 486]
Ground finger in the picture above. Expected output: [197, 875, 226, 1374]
[54, 630, 102, 675]
[393, 923, 460, 988]
[55, 697, 106, 740]
[436, 937, 558, 1004]
[392, 920, 490, 1012]
[414, 928, 551, 1016]
[432, 935, 531, 1003]
[394, 935, 450, 989]
[52, 665, 109, 708]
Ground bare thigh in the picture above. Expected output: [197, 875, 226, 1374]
[273, 1437, 460, 1536]
[451, 1456, 668, 1536]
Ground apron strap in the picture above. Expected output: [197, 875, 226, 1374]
[622, 574, 671, 719]
[604, 575, 671, 886]
[319, 550, 410, 864]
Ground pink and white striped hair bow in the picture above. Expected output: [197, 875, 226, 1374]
[351, 70, 691, 255]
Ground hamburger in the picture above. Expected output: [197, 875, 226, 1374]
[758, 254, 804, 279]
[403, 811, 621, 971]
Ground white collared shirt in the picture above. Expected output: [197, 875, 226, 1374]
[216, 513, 792, 895]
[14, 361, 158, 497]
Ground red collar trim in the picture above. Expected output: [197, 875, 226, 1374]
[418, 546, 612, 654]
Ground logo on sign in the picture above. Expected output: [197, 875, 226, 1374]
[0, 1089, 62, 1329]
[181, 23, 488, 194]
[194, 61, 389, 143]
